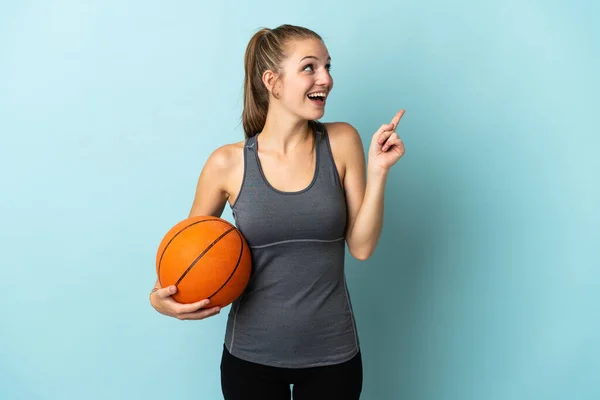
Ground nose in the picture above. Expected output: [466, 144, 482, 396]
[316, 68, 333, 88]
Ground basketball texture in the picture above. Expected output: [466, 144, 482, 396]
[156, 216, 252, 307]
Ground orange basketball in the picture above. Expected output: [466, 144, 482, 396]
[156, 216, 252, 307]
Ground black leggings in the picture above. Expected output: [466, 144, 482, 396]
[220, 345, 363, 400]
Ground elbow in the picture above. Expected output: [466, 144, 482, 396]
[349, 246, 374, 261]
[346, 232, 379, 261]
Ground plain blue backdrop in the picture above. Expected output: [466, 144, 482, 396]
[1, 1, 598, 399]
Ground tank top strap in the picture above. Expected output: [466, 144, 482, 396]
[241, 134, 265, 185]
[313, 121, 343, 190]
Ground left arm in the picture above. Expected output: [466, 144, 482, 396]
[329, 110, 406, 260]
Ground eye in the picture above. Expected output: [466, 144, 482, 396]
[302, 63, 332, 73]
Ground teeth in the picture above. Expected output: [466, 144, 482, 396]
[308, 92, 327, 98]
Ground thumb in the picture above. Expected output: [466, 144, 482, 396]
[156, 285, 177, 299]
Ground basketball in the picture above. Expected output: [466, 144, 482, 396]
[155, 216, 252, 307]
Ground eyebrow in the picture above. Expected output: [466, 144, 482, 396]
[299, 55, 332, 63]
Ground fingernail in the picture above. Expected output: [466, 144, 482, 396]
[170, 286, 176, 293]
[204, 299, 211, 306]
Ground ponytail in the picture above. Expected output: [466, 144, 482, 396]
[242, 28, 271, 138]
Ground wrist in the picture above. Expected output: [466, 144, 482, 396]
[367, 165, 390, 179]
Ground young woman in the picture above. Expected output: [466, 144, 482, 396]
[150, 24, 405, 399]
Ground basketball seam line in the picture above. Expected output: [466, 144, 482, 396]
[206, 230, 245, 299]
[157, 218, 234, 284]
[175, 227, 236, 286]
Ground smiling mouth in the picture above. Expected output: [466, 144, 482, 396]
[307, 92, 327, 105]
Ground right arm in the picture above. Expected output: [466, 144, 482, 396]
[150, 145, 235, 320]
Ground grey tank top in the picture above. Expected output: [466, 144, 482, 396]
[224, 121, 360, 368]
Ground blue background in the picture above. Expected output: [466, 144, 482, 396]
[1, 1, 598, 399]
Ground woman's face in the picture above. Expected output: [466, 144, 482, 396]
[272, 38, 334, 121]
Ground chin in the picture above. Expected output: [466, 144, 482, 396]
[305, 108, 325, 121]
[291, 103, 326, 122]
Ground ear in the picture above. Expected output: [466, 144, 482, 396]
[262, 69, 278, 93]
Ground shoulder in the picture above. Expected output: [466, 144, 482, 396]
[197, 140, 245, 194]
[189, 140, 245, 217]
[323, 121, 363, 149]
[323, 122, 365, 162]
[204, 140, 245, 173]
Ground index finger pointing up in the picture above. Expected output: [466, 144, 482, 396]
[390, 109, 405, 130]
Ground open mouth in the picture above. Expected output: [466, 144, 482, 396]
[307, 92, 327, 105]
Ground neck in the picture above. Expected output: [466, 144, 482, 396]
[258, 108, 313, 155]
